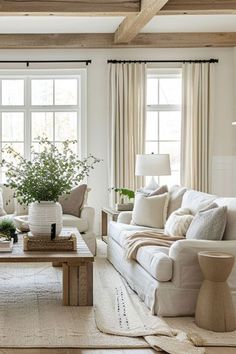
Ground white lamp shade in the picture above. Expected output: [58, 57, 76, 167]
[135, 154, 171, 176]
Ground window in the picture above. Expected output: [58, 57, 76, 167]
[146, 69, 182, 185]
[0, 70, 87, 181]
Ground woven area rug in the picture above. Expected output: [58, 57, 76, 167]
[0, 240, 235, 353]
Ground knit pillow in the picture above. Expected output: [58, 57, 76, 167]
[165, 207, 193, 236]
[186, 205, 227, 240]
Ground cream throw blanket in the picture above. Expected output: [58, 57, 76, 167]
[124, 231, 184, 260]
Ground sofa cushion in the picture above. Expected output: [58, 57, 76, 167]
[132, 193, 169, 229]
[186, 205, 227, 241]
[108, 221, 163, 247]
[165, 208, 193, 236]
[167, 185, 187, 218]
[149, 185, 168, 196]
[136, 246, 172, 281]
[62, 214, 88, 233]
[181, 190, 216, 215]
[215, 198, 236, 240]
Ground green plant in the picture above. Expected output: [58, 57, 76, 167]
[0, 218, 16, 240]
[111, 187, 135, 201]
[1, 137, 101, 205]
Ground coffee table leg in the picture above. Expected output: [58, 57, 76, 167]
[63, 262, 93, 306]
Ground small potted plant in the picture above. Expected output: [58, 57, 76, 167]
[0, 218, 17, 243]
[111, 187, 135, 211]
[1, 137, 101, 237]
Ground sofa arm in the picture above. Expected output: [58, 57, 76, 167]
[117, 211, 133, 224]
[169, 240, 236, 289]
[80, 206, 95, 233]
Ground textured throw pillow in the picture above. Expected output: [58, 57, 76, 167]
[59, 184, 87, 217]
[132, 192, 169, 229]
[0, 188, 6, 217]
[165, 207, 193, 236]
[167, 185, 187, 218]
[186, 206, 227, 240]
[149, 185, 168, 197]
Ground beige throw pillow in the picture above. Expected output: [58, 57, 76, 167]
[59, 184, 87, 217]
[165, 207, 193, 236]
[132, 193, 169, 229]
[149, 185, 168, 197]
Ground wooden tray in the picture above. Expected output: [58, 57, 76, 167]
[23, 234, 77, 252]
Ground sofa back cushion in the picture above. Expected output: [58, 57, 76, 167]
[181, 190, 216, 215]
[215, 198, 236, 240]
[167, 185, 187, 218]
[132, 192, 169, 229]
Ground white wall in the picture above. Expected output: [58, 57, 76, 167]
[0, 47, 235, 233]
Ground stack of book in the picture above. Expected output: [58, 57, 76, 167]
[0, 238, 13, 252]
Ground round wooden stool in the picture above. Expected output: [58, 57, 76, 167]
[195, 251, 236, 332]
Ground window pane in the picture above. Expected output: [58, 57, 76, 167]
[31, 112, 53, 141]
[55, 142, 77, 154]
[159, 78, 182, 104]
[31, 80, 53, 105]
[146, 112, 158, 141]
[159, 111, 181, 140]
[2, 80, 24, 106]
[147, 78, 158, 105]
[2, 142, 24, 163]
[55, 112, 77, 141]
[159, 142, 180, 171]
[145, 141, 158, 154]
[2, 112, 24, 141]
[55, 79, 77, 105]
[159, 172, 180, 186]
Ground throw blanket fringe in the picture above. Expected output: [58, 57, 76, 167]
[124, 231, 184, 260]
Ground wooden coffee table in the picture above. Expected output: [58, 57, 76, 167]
[0, 227, 94, 307]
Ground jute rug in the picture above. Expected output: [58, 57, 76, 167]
[0, 240, 234, 353]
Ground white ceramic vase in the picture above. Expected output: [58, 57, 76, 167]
[28, 201, 63, 237]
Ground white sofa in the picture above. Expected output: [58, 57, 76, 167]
[0, 185, 96, 255]
[107, 189, 236, 317]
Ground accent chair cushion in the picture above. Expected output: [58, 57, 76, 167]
[62, 214, 88, 233]
[165, 207, 193, 236]
[132, 193, 169, 229]
[186, 205, 227, 240]
[59, 184, 87, 217]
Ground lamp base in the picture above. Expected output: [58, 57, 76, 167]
[145, 177, 159, 190]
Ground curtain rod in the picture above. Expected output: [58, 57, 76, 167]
[107, 59, 218, 64]
[0, 60, 92, 67]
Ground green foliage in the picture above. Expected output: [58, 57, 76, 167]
[112, 187, 135, 200]
[1, 137, 101, 205]
[0, 218, 16, 240]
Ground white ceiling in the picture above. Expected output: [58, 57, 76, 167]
[142, 15, 236, 33]
[0, 14, 235, 34]
[0, 16, 124, 33]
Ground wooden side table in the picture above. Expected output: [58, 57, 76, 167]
[195, 251, 236, 332]
[101, 207, 120, 240]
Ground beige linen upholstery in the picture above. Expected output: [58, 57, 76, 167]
[59, 184, 87, 217]
[167, 185, 187, 218]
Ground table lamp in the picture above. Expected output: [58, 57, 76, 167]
[135, 153, 171, 190]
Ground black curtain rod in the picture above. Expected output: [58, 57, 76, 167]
[107, 59, 218, 64]
[0, 60, 92, 67]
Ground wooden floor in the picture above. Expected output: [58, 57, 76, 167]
[0, 348, 235, 354]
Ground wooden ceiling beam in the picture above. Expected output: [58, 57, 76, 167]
[0, 32, 235, 49]
[160, 0, 236, 15]
[114, 0, 170, 43]
[0, 0, 234, 15]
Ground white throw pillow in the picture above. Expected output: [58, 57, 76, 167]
[165, 207, 193, 236]
[0, 188, 6, 217]
[132, 193, 169, 229]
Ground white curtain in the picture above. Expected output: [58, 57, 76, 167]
[181, 62, 214, 193]
[108, 63, 146, 205]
